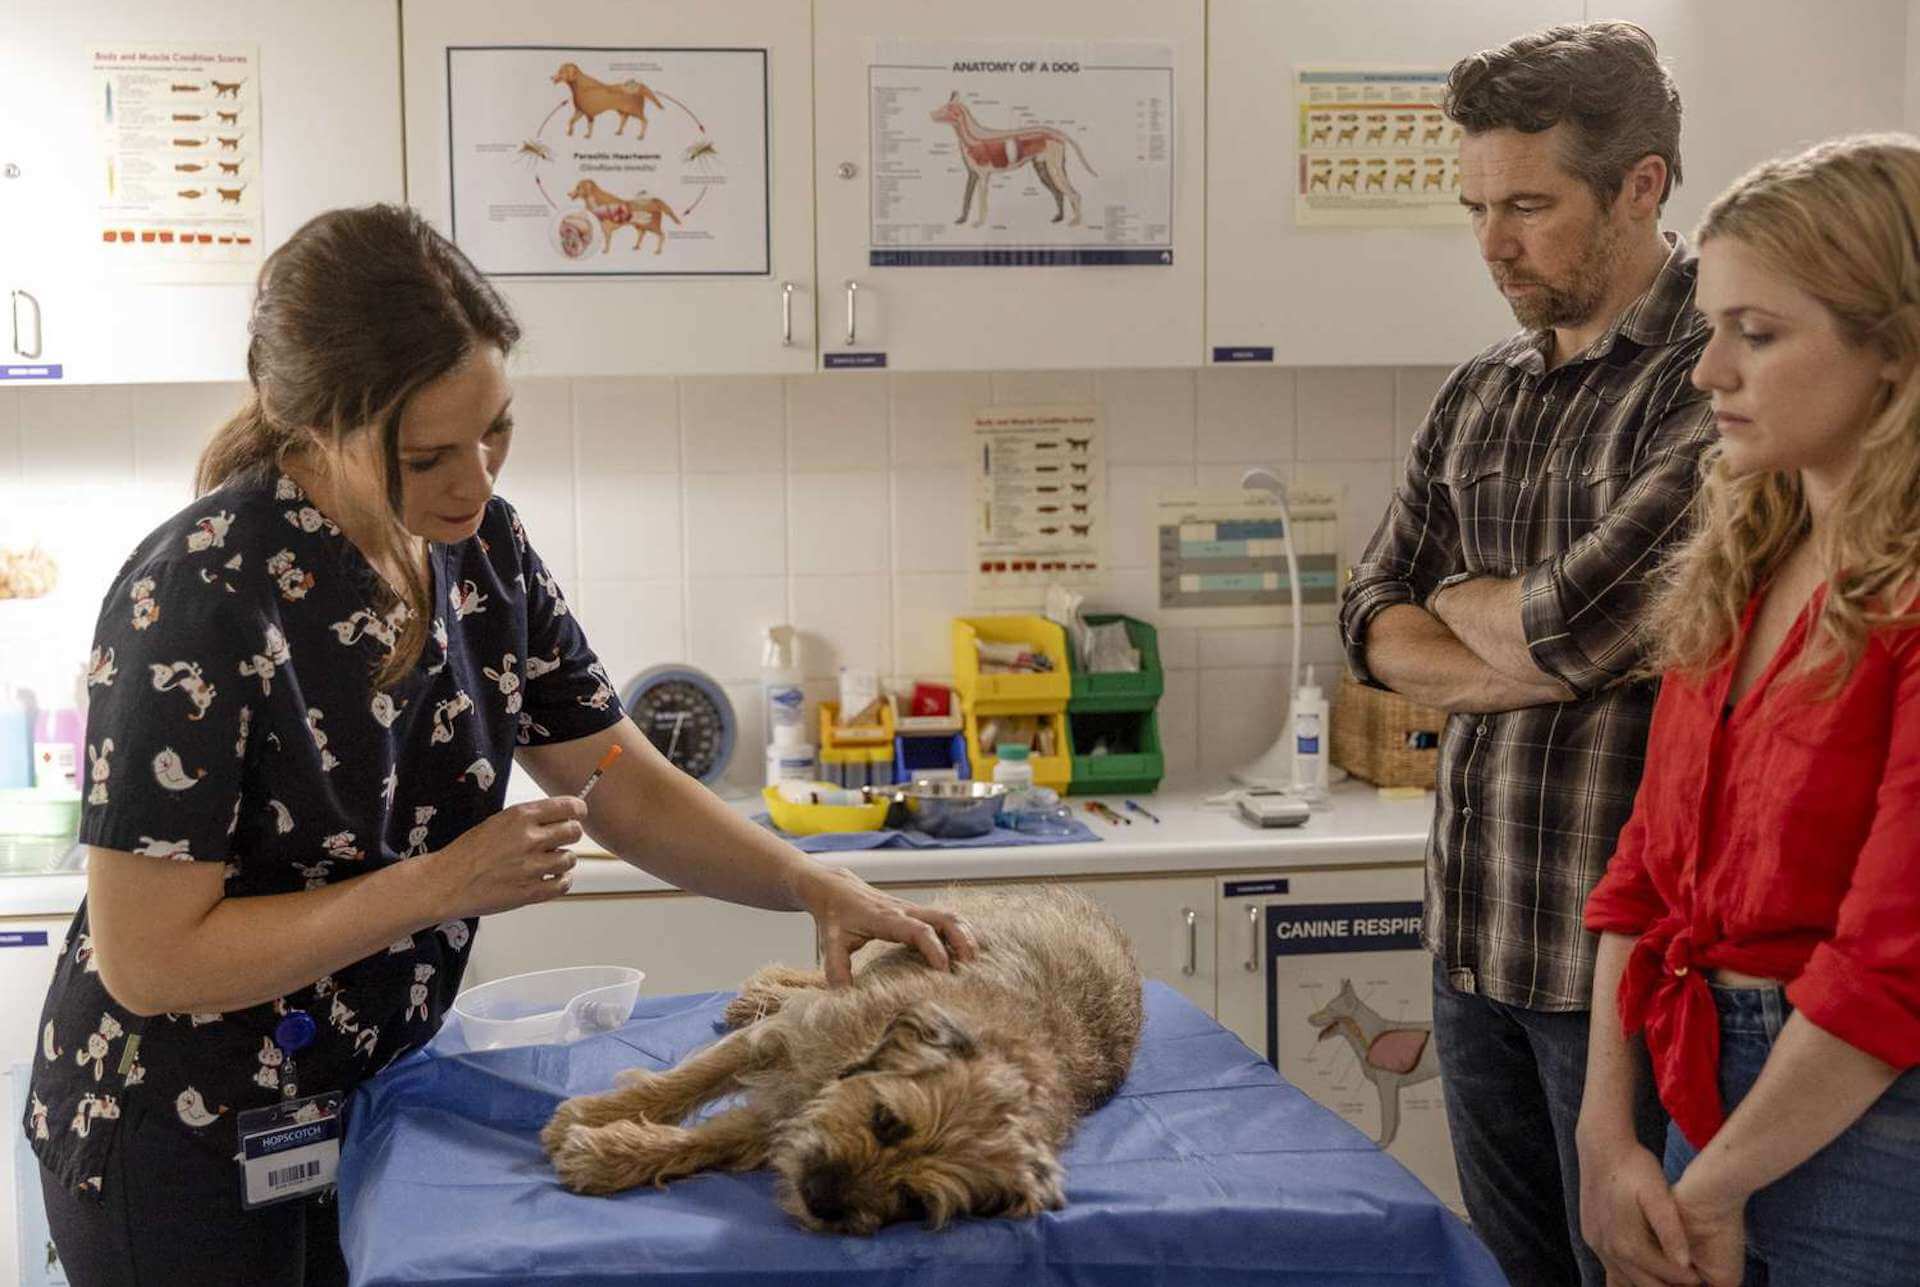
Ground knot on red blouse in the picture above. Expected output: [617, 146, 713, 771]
[1619, 915, 1726, 1148]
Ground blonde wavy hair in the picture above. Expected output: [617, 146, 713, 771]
[1645, 133, 1920, 685]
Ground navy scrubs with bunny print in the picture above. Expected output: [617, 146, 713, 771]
[25, 471, 623, 1198]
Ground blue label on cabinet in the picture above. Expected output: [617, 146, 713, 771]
[0, 364, 63, 381]
[1267, 902, 1422, 956]
[825, 352, 887, 369]
[870, 248, 1171, 267]
[1212, 347, 1274, 363]
[1223, 879, 1290, 898]
[0, 932, 50, 948]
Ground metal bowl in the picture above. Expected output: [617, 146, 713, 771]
[899, 779, 1008, 839]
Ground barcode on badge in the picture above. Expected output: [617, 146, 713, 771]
[269, 1160, 321, 1190]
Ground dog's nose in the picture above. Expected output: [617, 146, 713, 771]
[800, 1163, 852, 1223]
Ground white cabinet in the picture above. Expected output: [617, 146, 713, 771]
[1, 916, 74, 1287]
[1604, 0, 1908, 240]
[402, 0, 818, 377]
[878, 877, 1218, 1014]
[0, 1, 403, 384]
[1214, 866, 1460, 1210]
[811, 0, 1206, 371]
[465, 893, 816, 998]
[1205, 0, 1575, 368]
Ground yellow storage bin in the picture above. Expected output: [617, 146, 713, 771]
[761, 784, 890, 835]
[963, 709, 1071, 793]
[951, 616, 1070, 715]
[819, 700, 897, 788]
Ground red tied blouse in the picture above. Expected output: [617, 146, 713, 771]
[1585, 588, 1920, 1148]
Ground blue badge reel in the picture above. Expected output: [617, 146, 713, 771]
[236, 1008, 341, 1209]
[621, 664, 736, 785]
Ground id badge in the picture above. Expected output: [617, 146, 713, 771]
[238, 1093, 342, 1209]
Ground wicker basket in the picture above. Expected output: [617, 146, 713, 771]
[1331, 673, 1445, 789]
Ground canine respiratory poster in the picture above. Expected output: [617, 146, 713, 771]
[445, 46, 770, 277]
[868, 41, 1175, 267]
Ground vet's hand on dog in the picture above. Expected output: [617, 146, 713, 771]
[798, 867, 977, 987]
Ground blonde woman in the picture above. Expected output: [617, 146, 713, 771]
[1577, 135, 1920, 1286]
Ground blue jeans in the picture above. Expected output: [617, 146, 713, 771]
[1432, 958, 1666, 1287]
[1662, 982, 1920, 1286]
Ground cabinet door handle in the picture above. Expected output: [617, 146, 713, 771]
[1182, 907, 1197, 976]
[11, 289, 40, 359]
[780, 281, 795, 347]
[843, 279, 860, 346]
[1245, 904, 1261, 972]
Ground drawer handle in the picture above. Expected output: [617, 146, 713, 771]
[844, 279, 860, 346]
[11, 289, 41, 359]
[1182, 907, 1197, 976]
[780, 281, 795, 347]
[1245, 904, 1261, 972]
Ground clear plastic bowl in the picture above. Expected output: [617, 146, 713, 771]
[451, 965, 644, 1051]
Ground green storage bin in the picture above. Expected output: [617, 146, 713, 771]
[1066, 614, 1163, 713]
[1065, 709, 1164, 796]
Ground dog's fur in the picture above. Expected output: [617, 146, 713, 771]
[542, 886, 1143, 1235]
[552, 62, 664, 139]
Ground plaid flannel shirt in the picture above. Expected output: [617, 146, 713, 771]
[1340, 234, 1715, 1011]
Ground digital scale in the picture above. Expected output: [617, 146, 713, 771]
[1236, 789, 1312, 828]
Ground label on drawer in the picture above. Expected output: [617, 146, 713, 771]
[1222, 878, 1289, 898]
[0, 932, 51, 948]
[825, 352, 887, 369]
[0, 365, 63, 381]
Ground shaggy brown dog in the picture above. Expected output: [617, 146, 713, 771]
[541, 886, 1143, 1234]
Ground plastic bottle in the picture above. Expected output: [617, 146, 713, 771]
[761, 625, 805, 749]
[764, 721, 817, 787]
[0, 684, 32, 790]
[1291, 665, 1330, 802]
[31, 672, 84, 790]
[991, 742, 1036, 792]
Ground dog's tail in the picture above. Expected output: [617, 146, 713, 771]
[1055, 129, 1097, 179]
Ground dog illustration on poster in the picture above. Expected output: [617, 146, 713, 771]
[1307, 978, 1437, 1147]
[929, 92, 1098, 228]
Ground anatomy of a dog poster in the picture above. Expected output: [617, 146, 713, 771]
[970, 403, 1106, 606]
[1261, 889, 1462, 1209]
[868, 41, 1174, 267]
[1295, 68, 1465, 227]
[88, 43, 264, 283]
[445, 46, 770, 277]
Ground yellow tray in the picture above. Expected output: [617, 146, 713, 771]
[761, 784, 890, 835]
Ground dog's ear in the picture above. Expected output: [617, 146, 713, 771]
[886, 1002, 977, 1059]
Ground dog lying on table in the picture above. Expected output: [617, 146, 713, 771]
[541, 886, 1143, 1235]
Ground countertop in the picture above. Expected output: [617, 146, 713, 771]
[0, 779, 1435, 919]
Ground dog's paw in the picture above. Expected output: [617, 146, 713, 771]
[551, 1120, 687, 1196]
[612, 1067, 661, 1091]
[541, 1091, 630, 1158]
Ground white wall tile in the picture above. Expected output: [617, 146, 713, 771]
[0, 391, 20, 482]
[577, 473, 681, 580]
[892, 573, 970, 677]
[1198, 367, 1293, 465]
[130, 382, 246, 494]
[787, 376, 888, 472]
[1095, 368, 1196, 465]
[1198, 627, 1294, 670]
[685, 472, 786, 576]
[1159, 669, 1199, 779]
[576, 579, 685, 688]
[792, 575, 892, 679]
[1090, 568, 1160, 620]
[1394, 366, 1451, 465]
[716, 678, 768, 799]
[890, 467, 971, 573]
[1197, 667, 1291, 773]
[991, 370, 1094, 405]
[1197, 461, 1293, 491]
[1107, 463, 1192, 570]
[19, 386, 133, 484]
[573, 377, 679, 472]
[687, 575, 791, 682]
[681, 377, 784, 472]
[1296, 367, 1395, 462]
[789, 472, 888, 575]
[1157, 626, 1197, 670]
[891, 373, 990, 466]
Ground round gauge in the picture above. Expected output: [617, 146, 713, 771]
[620, 664, 737, 785]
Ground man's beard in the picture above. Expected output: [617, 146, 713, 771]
[1494, 213, 1623, 331]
